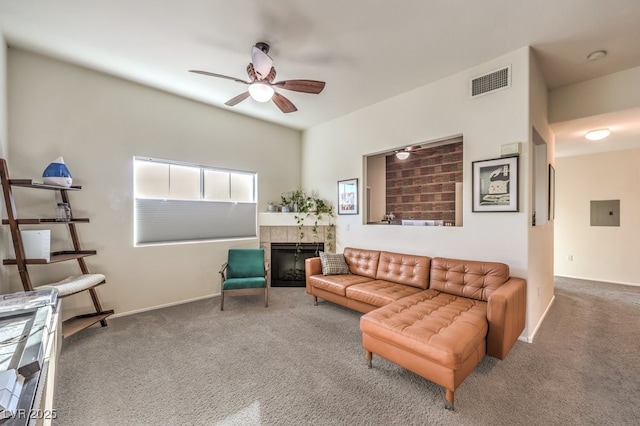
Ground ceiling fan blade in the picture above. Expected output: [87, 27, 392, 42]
[265, 67, 277, 83]
[189, 70, 250, 84]
[272, 92, 298, 113]
[273, 79, 325, 94]
[225, 91, 251, 106]
[246, 63, 257, 82]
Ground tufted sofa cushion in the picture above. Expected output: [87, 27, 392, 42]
[343, 247, 380, 279]
[360, 289, 488, 369]
[307, 274, 372, 296]
[375, 251, 430, 289]
[346, 280, 423, 307]
[429, 257, 510, 302]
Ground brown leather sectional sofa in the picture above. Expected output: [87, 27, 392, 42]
[305, 247, 526, 410]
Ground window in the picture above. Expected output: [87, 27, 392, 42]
[363, 135, 463, 226]
[133, 157, 257, 245]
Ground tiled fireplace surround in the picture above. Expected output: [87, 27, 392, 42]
[259, 213, 334, 285]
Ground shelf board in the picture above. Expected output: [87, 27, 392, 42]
[2, 218, 90, 225]
[8, 179, 82, 191]
[61, 310, 114, 339]
[3, 250, 97, 265]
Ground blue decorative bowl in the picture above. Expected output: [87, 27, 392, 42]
[42, 157, 73, 187]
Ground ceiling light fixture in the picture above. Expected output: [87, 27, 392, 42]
[251, 43, 273, 79]
[585, 128, 611, 141]
[395, 151, 410, 160]
[587, 50, 607, 61]
[248, 82, 274, 102]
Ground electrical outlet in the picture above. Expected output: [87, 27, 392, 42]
[568, 255, 573, 261]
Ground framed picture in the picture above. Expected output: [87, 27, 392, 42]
[472, 156, 519, 212]
[548, 164, 555, 220]
[337, 178, 358, 215]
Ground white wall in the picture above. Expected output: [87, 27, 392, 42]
[0, 31, 8, 294]
[549, 65, 640, 124]
[527, 50, 555, 338]
[302, 47, 549, 340]
[554, 148, 640, 285]
[6, 48, 302, 318]
[0, 33, 6, 158]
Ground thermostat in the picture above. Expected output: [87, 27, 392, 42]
[501, 142, 521, 157]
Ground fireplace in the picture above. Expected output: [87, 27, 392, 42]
[271, 242, 324, 287]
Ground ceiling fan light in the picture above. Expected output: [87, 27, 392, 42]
[251, 44, 273, 78]
[585, 128, 611, 141]
[248, 82, 274, 102]
[587, 50, 607, 61]
[395, 151, 410, 160]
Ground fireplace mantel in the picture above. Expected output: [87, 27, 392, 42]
[259, 212, 332, 227]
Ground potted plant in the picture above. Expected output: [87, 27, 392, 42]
[282, 190, 308, 213]
[304, 196, 335, 254]
[280, 192, 292, 212]
[283, 189, 335, 256]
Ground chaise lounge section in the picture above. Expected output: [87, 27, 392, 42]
[305, 247, 526, 409]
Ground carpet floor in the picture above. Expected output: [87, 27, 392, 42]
[53, 277, 640, 425]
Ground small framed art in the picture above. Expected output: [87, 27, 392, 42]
[337, 178, 358, 215]
[472, 156, 519, 212]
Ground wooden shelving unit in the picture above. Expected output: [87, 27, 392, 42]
[3, 218, 90, 225]
[0, 158, 114, 339]
[3, 250, 98, 265]
[61, 311, 113, 339]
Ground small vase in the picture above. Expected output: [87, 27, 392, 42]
[42, 156, 73, 187]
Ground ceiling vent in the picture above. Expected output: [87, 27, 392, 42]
[470, 65, 511, 98]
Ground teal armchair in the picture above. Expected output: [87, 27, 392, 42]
[219, 248, 269, 311]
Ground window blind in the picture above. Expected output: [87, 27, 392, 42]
[135, 199, 257, 245]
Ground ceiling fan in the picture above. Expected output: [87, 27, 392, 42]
[189, 42, 325, 113]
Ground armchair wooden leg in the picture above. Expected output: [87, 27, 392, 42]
[313, 296, 318, 306]
[220, 290, 224, 311]
[264, 287, 269, 308]
[366, 350, 372, 368]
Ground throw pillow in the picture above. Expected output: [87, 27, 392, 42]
[319, 252, 350, 276]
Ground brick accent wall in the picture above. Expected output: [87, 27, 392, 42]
[386, 141, 462, 222]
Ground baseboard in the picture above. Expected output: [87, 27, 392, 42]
[519, 295, 555, 343]
[555, 274, 639, 287]
[110, 293, 219, 319]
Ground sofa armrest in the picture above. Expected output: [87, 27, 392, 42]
[305, 257, 322, 294]
[486, 277, 526, 359]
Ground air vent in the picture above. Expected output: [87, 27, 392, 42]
[470, 65, 511, 98]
